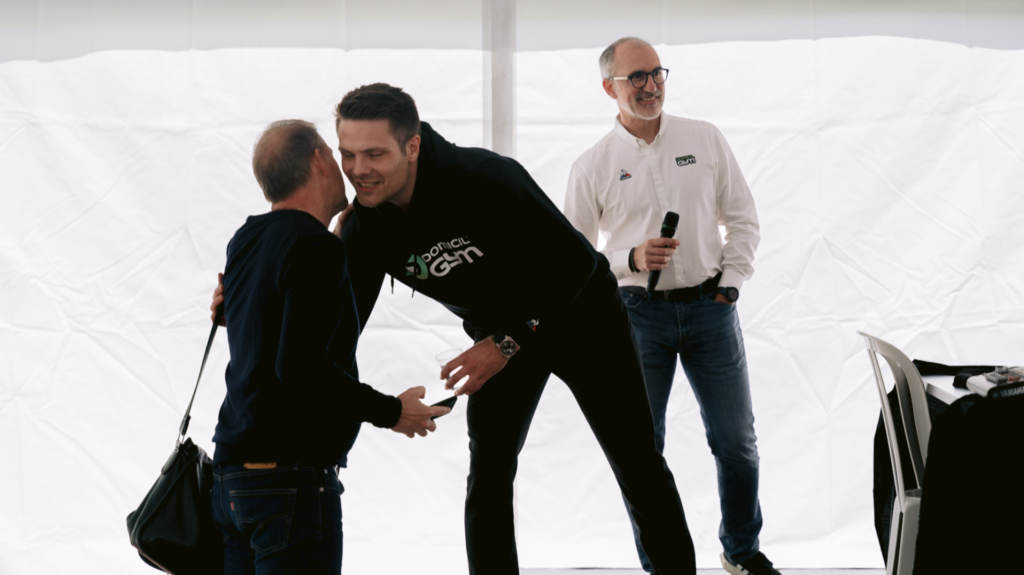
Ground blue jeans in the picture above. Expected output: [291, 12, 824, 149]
[211, 463, 344, 575]
[621, 288, 762, 570]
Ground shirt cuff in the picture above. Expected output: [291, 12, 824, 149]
[719, 269, 746, 292]
[607, 248, 635, 281]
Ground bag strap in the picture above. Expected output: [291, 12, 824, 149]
[177, 307, 223, 444]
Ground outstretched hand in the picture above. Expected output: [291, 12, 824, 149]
[440, 338, 509, 396]
[392, 386, 450, 438]
[210, 272, 226, 326]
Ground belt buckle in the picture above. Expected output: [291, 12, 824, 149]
[243, 462, 277, 470]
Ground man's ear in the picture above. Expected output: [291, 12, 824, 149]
[311, 148, 328, 176]
[406, 135, 421, 163]
[602, 78, 617, 100]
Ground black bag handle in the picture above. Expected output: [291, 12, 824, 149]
[177, 306, 223, 445]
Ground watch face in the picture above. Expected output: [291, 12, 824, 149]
[717, 287, 739, 302]
[500, 340, 518, 356]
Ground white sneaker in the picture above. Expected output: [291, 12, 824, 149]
[721, 551, 783, 575]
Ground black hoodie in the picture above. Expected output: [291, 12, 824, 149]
[342, 122, 611, 346]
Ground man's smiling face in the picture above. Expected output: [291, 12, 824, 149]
[605, 43, 665, 122]
[336, 118, 418, 209]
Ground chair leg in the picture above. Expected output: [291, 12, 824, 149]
[897, 498, 921, 575]
[886, 509, 902, 575]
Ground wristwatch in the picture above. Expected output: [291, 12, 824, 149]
[491, 330, 520, 359]
[716, 286, 739, 303]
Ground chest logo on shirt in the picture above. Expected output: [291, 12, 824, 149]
[675, 155, 696, 166]
[406, 236, 484, 280]
[619, 169, 632, 181]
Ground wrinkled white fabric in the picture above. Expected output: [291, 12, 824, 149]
[1, 38, 1023, 574]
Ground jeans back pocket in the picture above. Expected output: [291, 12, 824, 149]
[228, 488, 298, 554]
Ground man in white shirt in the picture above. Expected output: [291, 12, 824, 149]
[565, 37, 780, 575]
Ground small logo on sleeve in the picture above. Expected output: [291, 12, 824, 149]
[675, 155, 696, 166]
[619, 169, 632, 181]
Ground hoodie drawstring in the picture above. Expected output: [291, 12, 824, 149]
[390, 274, 416, 298]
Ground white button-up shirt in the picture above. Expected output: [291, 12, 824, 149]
[565, 113, 760, 292]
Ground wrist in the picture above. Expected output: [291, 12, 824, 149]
[628, 247, 639, 273]
[491, 330, 520, 359]
[716, 286, 739, 303]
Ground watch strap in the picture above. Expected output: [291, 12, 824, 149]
[716, 286, 739, 303]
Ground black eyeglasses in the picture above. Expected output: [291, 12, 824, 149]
[607, 67, 669, 89]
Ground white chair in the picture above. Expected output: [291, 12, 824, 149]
[858, 332, 932, 575]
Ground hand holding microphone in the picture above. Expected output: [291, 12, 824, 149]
[638, 212, 680, 298]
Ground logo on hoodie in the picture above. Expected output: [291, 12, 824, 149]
[406, 236, 484, 279]
[406, 255, 428, 280]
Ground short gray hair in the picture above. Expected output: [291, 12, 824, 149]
[251, 119, 330, 203]
[599, 36, 653, 78]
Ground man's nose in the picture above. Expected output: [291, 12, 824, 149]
[352, 156, 371, 176]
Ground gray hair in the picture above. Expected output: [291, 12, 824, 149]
[251, 119, 330, 203]
[599, 36, 653, 78]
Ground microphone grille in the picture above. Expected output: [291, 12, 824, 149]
[664, 212, 679, 228]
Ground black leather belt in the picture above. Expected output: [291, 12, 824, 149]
[621, 272, 721, 302]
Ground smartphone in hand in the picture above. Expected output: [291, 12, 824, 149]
[431, 395, 458, 420]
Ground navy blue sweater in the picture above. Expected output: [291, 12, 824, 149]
[212, 210, 401, 467]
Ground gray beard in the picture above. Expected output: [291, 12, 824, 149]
[624, 92, 662, 121]
[628, 103, 661, 121]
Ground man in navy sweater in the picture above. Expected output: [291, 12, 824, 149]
[210, 119, 448, 574]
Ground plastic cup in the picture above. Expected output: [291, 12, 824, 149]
[435, 348, 462, 368]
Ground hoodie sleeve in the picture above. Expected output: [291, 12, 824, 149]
[466, 157, 608, 346]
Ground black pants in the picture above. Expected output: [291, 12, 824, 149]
[463, 275, 696, 574]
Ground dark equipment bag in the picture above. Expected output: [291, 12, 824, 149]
[126, 316, 224, 574]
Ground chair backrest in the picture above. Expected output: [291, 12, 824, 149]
[858, 332, 932, 500]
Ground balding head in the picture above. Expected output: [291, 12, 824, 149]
[252, 120, 331, 203]
[599, 36, 654, 79]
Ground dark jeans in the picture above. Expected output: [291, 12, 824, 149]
[211, 463, 344, 575]
[620, 288, 762, 570]
[464, 274, 696, 575]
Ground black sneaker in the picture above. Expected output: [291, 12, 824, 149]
[721, 551, 782, 575]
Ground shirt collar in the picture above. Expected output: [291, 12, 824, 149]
[613, 113, 667, 149]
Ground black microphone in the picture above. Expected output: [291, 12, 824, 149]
[646, 211, 679, 300]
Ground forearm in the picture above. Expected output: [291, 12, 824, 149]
[277, 337, 401, 428]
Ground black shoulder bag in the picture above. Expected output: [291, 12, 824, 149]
[126, 314, 224, 574]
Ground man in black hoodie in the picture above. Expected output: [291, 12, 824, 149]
[210, 119, 448, 574]
[334, 83, 697, 574]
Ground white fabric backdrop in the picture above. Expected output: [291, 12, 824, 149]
[1, 37, 1023, 574]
